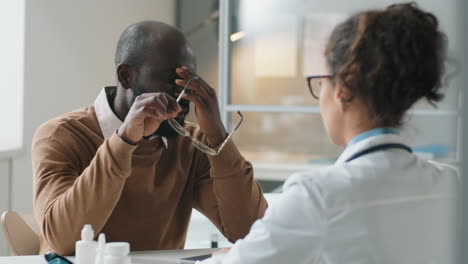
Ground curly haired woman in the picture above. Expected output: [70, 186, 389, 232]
[200, 3, 458, 264]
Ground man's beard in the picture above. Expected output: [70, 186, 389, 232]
[132, 85, 190, 139]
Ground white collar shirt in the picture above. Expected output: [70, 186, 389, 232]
[93, 87, 168, 148]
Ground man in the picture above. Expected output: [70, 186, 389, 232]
[32, 21, 267, 255]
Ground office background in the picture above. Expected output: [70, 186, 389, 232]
[0, 0, 466, 259]
[177, 0, 462, 190]
[0, 0, 175, 255]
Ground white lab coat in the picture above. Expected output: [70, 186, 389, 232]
[201, 134, 459, 264]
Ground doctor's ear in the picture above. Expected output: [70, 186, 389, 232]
[116, 64, 136, 90]
[334, 85, 354, 111]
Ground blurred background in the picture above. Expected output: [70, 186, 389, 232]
[178, 0, 462, 191]
[0, 0, 466, 258]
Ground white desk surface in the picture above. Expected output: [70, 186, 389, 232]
[0, 248, 216, 264]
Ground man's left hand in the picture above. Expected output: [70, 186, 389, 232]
[175, 66, 228, 147]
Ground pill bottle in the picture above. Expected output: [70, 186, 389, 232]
[103, 242, 131, 264]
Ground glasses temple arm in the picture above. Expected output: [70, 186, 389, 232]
[212, 111, 244, 156]
[176, 76, 199, 103]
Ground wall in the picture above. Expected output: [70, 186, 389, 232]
[0, 1, 24, 151]
[0, 0, 175, 256]
[177, 0, 219, 122]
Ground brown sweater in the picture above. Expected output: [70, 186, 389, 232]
[32, 106, 267, 255]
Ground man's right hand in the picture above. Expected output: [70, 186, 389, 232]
[117, 93, 181, 144]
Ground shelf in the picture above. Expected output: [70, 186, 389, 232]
[225, 104, 459, 116]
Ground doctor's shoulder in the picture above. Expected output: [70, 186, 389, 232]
[425, 159, 461, 185]
[425, 159, 459, 175]
[282, 167, 355, 208]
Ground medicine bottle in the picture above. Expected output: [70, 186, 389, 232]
[103, 242, 131, 264]
[75, 224, 98, 264]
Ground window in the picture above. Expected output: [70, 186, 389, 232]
[217, 0, 461, 181]
[0, 0, 25, 153]
[178, 0, 461, 183]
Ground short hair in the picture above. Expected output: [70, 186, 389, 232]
[114, 21, 186, 69]
[325, 2, 449, 127]
[114, 22, 153, 68]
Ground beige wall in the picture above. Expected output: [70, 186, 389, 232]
[0, 1, 175, 255]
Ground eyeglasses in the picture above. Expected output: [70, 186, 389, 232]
[306, 75, 332, 99]
[44, 252, 73, 264]
[168, 76, 244, 156]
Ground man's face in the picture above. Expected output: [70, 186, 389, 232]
[131, 45, 195, 138]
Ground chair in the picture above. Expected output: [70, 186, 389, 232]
[1, 211, 40, 255]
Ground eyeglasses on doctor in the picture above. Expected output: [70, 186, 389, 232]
[306, 75, 332, 99]
[167, 76, 244, 156]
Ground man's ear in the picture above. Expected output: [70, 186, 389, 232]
[116, 64, 135, 89]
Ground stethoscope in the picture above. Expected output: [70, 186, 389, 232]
[345, 143, 412, 163]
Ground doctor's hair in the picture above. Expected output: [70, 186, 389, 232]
[325, 2, 449, 127]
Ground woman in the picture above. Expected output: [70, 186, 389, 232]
[201, 3, 458, 264]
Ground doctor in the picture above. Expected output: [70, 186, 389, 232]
[201, 3, 458, 264]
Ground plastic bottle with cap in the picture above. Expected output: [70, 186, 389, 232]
[75, 224, 98, 264]
[104, 242, 131, 264]
[94, 233, 106, 264]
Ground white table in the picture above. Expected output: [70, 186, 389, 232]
[0, 248, 217, 264]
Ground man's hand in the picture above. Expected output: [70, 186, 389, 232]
[118, 93, 181, 144]
[175, 66, 228, 147]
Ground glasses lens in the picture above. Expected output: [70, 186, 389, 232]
[167, 118, 190, 136]
[167, 118, 218, 155]
[192, 139, 217, 155]
[310, 78, 322, 98]
[167, 110, 243, 156]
